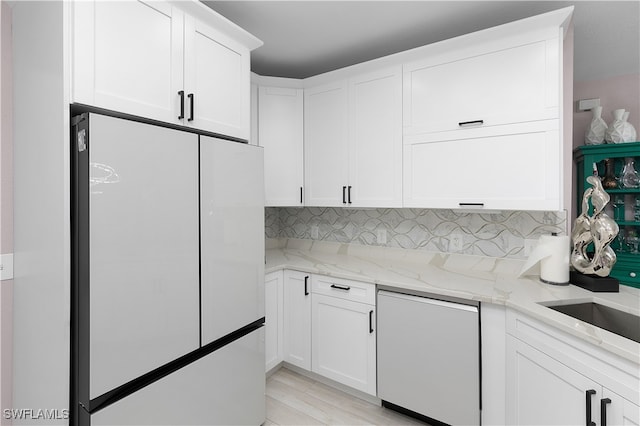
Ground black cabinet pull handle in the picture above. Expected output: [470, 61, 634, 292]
[459, 202, 485, 207]
[369, 310, 374, 333]
[330, 284, 350, 291]
[300, 187, 303, 204]
[586, 389, 596, 426]
[458, 119, 484, 127]
[342, 186, 347, 204]
[601, 398, 611, 426]
[188, 93, 194, 121]
[178, 90, 185, 120]
[348, 186, 352, 204]
[304, 276, 309, 296]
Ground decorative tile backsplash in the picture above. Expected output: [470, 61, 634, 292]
[266, 207, 567, 259]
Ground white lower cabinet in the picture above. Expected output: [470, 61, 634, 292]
[506, 310, 639, 426]
[264, 271, 283, 372]
[311, 293, 376, 395]
[282, 270, 312, 370]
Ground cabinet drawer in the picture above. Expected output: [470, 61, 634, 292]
[311, 275, 375, 305]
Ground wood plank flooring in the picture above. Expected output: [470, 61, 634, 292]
[265, 367, 429, 426]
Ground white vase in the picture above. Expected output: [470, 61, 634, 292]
[621, 111, 637, 142]
[584, 106, 607, 145]
[605, 109, 628, 143]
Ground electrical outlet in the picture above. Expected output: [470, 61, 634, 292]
[524, 239, 537, 256]
[450, 233, 463, 252]
[311, 225, 319, 239]
[377, 229, 387, 245]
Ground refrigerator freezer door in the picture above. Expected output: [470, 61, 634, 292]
[91, 328, 266, 425]
[200, 136, 265, 345]
[89, 114, 200, 399]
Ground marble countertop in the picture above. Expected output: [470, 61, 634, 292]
[265, 239, 640, 364]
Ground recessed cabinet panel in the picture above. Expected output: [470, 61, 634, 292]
[185, 18, 250, 139]
[403, 121, 561, 211]
[311, 294, 376, 395]
[73, 1, 183, 124]
[259, 86, 304, 206]
[348, 68, 403, 207]
[404, 39, 559, 136]
[282, 271, 312, 370]
[304, 82, 349, 206]
[506, 336, 599, 425]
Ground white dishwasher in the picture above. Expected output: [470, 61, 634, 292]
[377, 289, 481, 426]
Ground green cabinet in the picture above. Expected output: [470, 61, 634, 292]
[574, 142, 640, 288]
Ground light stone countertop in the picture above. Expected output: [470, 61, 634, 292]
[265, 238, 640, 364]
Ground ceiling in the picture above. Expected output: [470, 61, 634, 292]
[203, 1, 640, 82]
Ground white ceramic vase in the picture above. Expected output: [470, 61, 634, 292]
[621, 111, 637, 142]
[584, 106, 607, 145]
[605, 108, 637, 143]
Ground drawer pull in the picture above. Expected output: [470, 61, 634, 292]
[459, 202, 485, 207]
[458, 119, 484, 127]
[330, 284, 351, 291]
[630, 272, 637, 278]
[586, 389, 596, 426]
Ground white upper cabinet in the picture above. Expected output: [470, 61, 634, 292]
[184, 16, 251, 139]
[403, 120, 561, 211]
[403, 39, 560, 138]
[348, 67, 403, 208]
[72, 1, 183, 124]
[304, 67, 402, 207]
[72, 0, 260, 140]
[304, 81, 349, 207]
[259, 86, 304, 207]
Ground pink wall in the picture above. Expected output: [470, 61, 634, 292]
[0, 1, 13, 423]
[573, 74, 640, 148]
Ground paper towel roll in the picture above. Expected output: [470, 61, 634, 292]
[519, 234, 570, 285]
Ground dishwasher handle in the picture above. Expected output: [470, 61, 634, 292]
[378, 290, 478, 313]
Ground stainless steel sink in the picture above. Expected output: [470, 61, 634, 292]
[544, 302, 640, 343]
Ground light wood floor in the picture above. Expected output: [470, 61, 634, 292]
[265, 367, 429, 426]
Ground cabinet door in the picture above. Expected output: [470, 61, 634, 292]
[506, 336, 601, 425]
[403, 39, 559, 136]
[348, 67, 403, 208]
[283, 271, 312, 370]
[72, 1, 183, 125]
[311, 294, 376, 395]
[184, 16, 251, 139]
[602, 388, 640, 426]
[304, 81, 349, 206]
[259, 86, 304, 206]
[265, 271, 284, 372]
[403, 121, 561, 211]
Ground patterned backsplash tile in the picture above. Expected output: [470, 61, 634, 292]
[265, 207, 567, 259]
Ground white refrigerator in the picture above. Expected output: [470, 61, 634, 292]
[71, 113, 265, 425]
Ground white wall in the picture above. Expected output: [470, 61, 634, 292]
[0, 1, 13, 424]
[11, 2, 70, 424]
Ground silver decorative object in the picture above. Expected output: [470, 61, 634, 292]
[571, 176, 619, 276]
